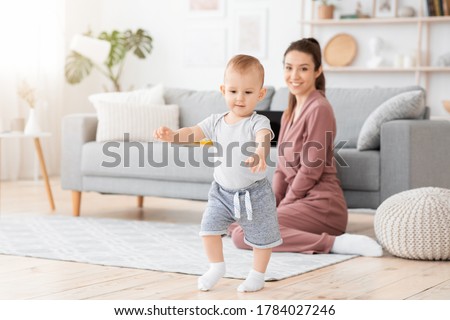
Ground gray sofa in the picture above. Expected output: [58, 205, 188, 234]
[61, 85, 450, 216]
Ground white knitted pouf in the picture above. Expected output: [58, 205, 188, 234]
[374, 187, 450, 260]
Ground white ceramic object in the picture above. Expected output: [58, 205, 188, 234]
[24, 109, 41, 134]
[403, 54, 416, 68]
[394, 54, 404, 68]
[398, 6, 415, 17]
[367, 37, 384, 68]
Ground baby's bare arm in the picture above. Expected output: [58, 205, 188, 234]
[245, 129, 271, 173]
[255, 129, 271, 159]
[153, 125, 205, 143]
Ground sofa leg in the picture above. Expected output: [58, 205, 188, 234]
[137, 196, 144, 208]
[72, 191, 82, 217]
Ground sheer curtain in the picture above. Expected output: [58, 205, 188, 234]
[0, 0, 65, 180]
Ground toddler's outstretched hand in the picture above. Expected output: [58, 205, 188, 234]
[245, 154, 267, 173]
[153, 126, 175, 142]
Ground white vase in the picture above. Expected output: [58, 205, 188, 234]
[24, 108, 41, 134]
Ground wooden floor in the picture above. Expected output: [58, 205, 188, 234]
[0, 178, 449, 300]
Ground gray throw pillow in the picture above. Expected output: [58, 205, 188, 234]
[357, 90, 425, 151]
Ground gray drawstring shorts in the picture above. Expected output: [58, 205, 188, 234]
[199, 178, 283, 249]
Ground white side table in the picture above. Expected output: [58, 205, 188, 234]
[0, 132, 55, 211]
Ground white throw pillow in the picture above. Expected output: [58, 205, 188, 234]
[357, 90, 425, 151]
[94, 101, 179, 142]
[89, 84, 165, 107]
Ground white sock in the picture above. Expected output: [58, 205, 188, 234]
[198, 262, 226, 291]
[237, 269, 265, 292]
[331, 233, 383, 257]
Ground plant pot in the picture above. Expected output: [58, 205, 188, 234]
[318, 5, 335, 19]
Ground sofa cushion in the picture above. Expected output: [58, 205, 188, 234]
[89, 84, 165, 106]
[82, 142, 280, 184]
[164, 86, 275, 127]
[329, 86, 426, 148]
[81, 141, 215, 183]
[268, 86, 426, 148]
[269, 87, 290, 111]
[89, 84, 178, 142]
[336, 149, 380, 191]
[357, 90, 425, 150]
[93, 103, 179, 142]
[81, 141, 376, 193]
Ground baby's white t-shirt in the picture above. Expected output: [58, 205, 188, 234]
[198, 112, 274, 190]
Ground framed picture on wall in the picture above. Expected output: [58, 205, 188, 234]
[233, 8, 268, 59]
[187, 0, 225, 17]
[374, 0, 397, 18]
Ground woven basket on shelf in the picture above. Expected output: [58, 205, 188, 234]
[374, 187, 450, 260]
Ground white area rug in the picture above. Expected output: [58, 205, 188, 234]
[0, 216, 356, 281]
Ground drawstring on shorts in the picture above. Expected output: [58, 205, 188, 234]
[233, 190, 253, 221]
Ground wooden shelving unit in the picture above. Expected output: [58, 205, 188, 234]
[300, 0, 450, 92]
[301, 16, 450, 25]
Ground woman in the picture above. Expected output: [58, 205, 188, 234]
[230, 38, 382, 256]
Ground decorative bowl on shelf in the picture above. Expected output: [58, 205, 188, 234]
[443, 100, 450, 114]
[324, 33, 357, 67]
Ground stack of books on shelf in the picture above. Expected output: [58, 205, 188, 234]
[426, 0, 450, 16]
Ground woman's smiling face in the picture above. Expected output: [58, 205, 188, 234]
[283, 50, 321, 98]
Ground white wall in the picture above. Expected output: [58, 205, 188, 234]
[64, 0, 104, 114]
[63, 0, 450, 117]
[64, 0, 301, 114]
[100, 0, 301, 89]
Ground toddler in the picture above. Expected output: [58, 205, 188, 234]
[154, 55, 282, 292]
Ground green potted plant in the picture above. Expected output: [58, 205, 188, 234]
[65, 28, 153, 92]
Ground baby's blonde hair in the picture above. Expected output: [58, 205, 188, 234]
[225, 54, 265, 87]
